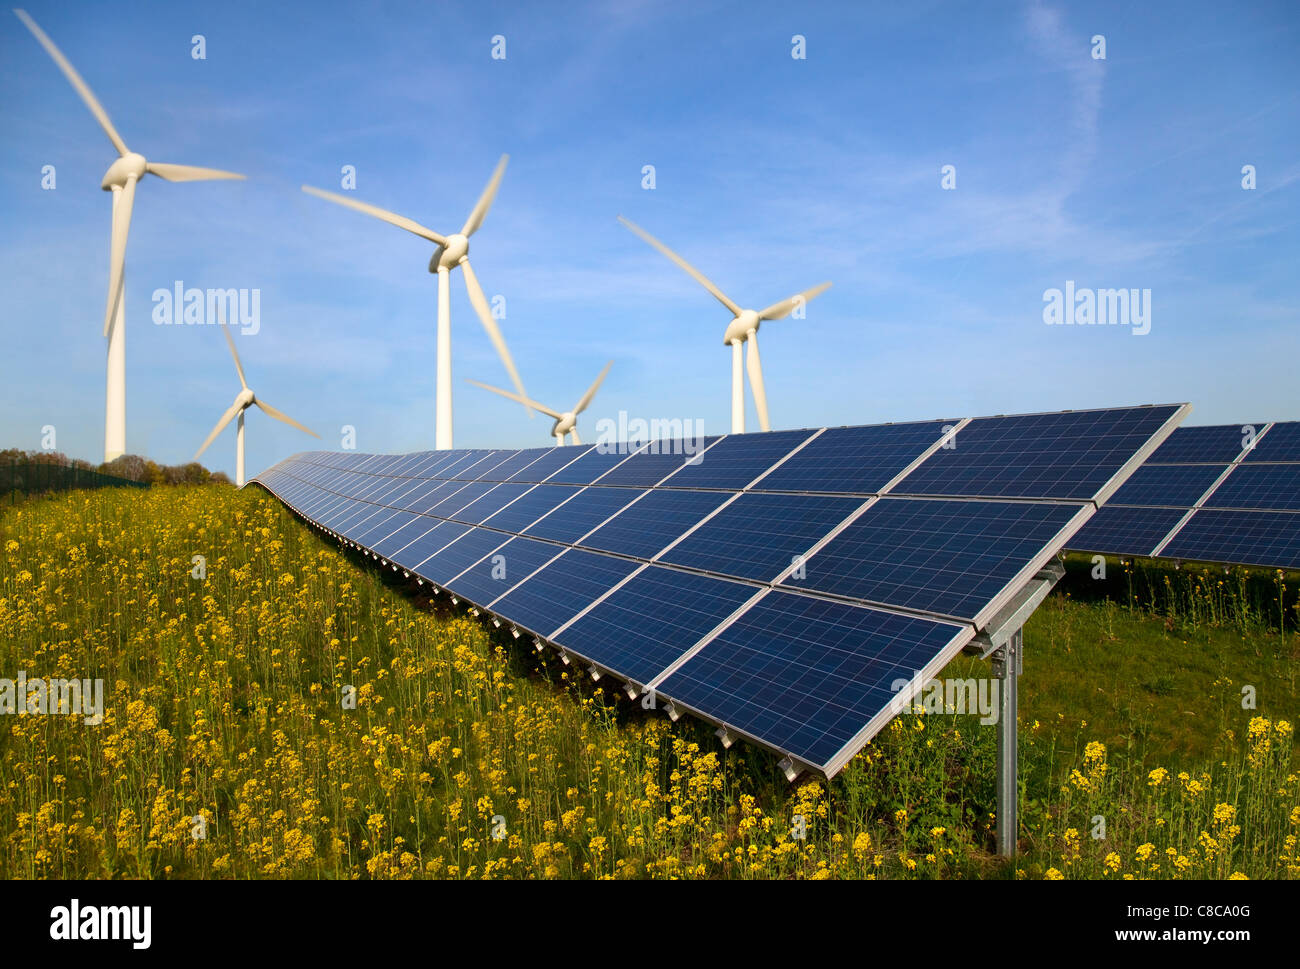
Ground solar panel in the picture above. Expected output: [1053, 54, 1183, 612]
[1244, 421, 1300, 463]
[1160, 510, 1300, 570]
[662, 431, 812, 490]
[653, 592, 971, 772]
[1063, 421, 1300, 569]
[659, 492, 864, 582]
[1106, 464, 1226, 507]
[782, 498, 1085, 623]
[751, 422, 953, 495]
[442, 536, 564, 606]
[252, 402, 1185, 776]
[1204, 465, 1300, 511]
[895, 408, 1177, 501]
[577, 489, 732, 559]
[552, 566, 758, 686]
[523, 486, 644, 544]
[1145, 424, 1254, 464]
[486, 548, 642, 638]
[1066, 505, 1189, 557]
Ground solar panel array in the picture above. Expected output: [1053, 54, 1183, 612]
[1068, 421, 1300, 570]
[252, 403, 1186, 777]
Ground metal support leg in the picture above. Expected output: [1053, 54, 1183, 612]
[993, 626, 1022, 858]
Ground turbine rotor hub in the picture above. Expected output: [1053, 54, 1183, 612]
[430, 233, 469, 272]
[101, 152, 147, 191]
[723, 309, 761, 345]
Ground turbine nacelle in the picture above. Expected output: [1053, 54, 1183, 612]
[723, 309, 762, 345]
[551, 412, 577, 438]
[101, 152, 147, 190]
[233, 387, 256, 411]
[429, 233, 469, 273]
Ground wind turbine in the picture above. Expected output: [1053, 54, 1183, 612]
[194, 325, 319, 487]
[468, 361, 612, 446]
[301, 155, 530, 450]
[15, 10, 246, 462]
[617, 216, 830, 434]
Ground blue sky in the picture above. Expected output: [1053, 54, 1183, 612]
[2, 0, 1297, 479]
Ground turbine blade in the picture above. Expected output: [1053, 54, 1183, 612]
[465, 378, 563, 420]
[757, 281, 832, 321]
[460, 154, 508, 237]
[573, 360, 613, 415]
[14, 9, 129, 156]
[147, 162, 245, 183]
[459, 257, 532, 417]
[616, 215, 742, 317]
[222, 321, 247, 389]
[194, 402, 242, 460]
[301, 185, 448, 245]
[746, 334, 771, 432]
[570, 427, 582, 446]
[254, 399, 320, 439]
[103, 175, 136, 338]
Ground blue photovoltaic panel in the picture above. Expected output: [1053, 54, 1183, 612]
[394, 479, 458, 514]
[752, 422, 952, 495]
[477, 448, 553, 482]
[391, 520, 470, 569]
[486, 549, 641, 637]
[1161, 510, 1300, 570]
[577, 489, 732, 560]
[523, 486, 642, 544]
[554, 566, 757, 686]
[417, 528, 512, 584]
[657, 591, 969, 770]
[504, 446, 592, 483]
[1105, 463, 1225, 507]
[897, 407, 1179, 500]
[411, 453, 463, 479]
[1065, 505, 1188, 557]
[1244, 422, 1300, 463]
[482, 484, 579, 533]
[354, 509, 414, 548]
[783, 497, 1081, 621]
[450, 482, 537, 524]
[455, 450, 522, 480]
[372, 514, 440, 558]
[441, 536, 564, 607]
[659, 492, 863, 582]
[1201, 464, 1300, 511]
[660, 432, 809, 490]
[427, 480, 498, 518]
[592, 440, 711, 487]
[545, 445, 643, 485]
[254, 402, 1186, 777]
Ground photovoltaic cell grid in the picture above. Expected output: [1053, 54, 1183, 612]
[252, 403, 1185, 775]
[1066, 421, 1300, 569]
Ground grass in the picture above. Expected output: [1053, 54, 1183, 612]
[0, 484, 1296, 879]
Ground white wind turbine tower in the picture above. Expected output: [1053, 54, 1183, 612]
[617, 216, 831, 434]
[301, 155, 530, 450]
[468, 361, 612, 446]
[194, 325, 320, 487]
[15, 10, 246, 462]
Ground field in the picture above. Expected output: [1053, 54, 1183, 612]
[1, 484, 1297, 879]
